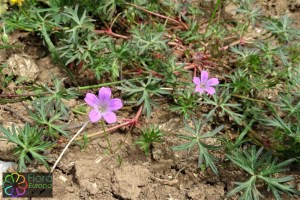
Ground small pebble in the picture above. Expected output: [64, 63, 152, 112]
[59, 175, 67, 182]
[95, 156, 103, 164]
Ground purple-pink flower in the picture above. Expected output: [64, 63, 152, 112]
[84, 87, 123, 123]
[193, 71, 219, 95]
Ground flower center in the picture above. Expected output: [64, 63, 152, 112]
[98, 104, 107, 113]
[199, 83, 205, 88]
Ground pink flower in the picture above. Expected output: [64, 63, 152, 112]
[84, 87, 123, 123]
[193, 71, 219, 95]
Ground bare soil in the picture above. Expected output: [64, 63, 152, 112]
[0, 0, 300, 199]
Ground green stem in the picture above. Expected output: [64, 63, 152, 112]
[77, 77, 144, 90]
[110, 12, 123, 30]
[0, 98, 29, 104]
[19, 6, 33, 22]
[232, 94, 267, 103]
[71, 108, 87, 116]
[101, 120, 113, 154]
[205, 0, 222, 35]
[232, 94, 281, 106]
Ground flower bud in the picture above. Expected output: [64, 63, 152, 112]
[1, 33, 9, 43]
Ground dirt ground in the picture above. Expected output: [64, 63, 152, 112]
[0, 0, 300, 199]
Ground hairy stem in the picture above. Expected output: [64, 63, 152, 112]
[101, 120, 113, 154]
[94, 29, 129, 39]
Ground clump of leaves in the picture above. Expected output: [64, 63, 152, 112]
[172, 117, 223, 174]
[260, 95, 300, 156]
[129, 23, 168, 56]
[227, 146, 298, 200]
[28, 99, 69, 139]
[227, 68, 254, 96]
[135, 126, 163, 161]
[235, 0, 262, 27]
[120, 75, 169, 117]
[263, 14, 300, 43]
[32, 77, 79, 117]
[202, 87, 244, 125]
[170, 89, 198, 119]
[0, 123, 54, 172]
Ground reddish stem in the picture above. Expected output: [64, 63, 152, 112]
[94, 29, 129, 39]
[219, 37, 252, 51]
[130, 104, 143, 126]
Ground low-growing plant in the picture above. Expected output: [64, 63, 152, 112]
[120, 75, 170, 117]
[0, 123, 54, 172]
[227, 146, 298, 200]
[227, 68, 254, 95]
[235, 0, 262, 27]
[202, 87, 244, 125]
[172, 117, 223, 174]
[129, 23, 168, 56]
[32, 77, 79, 116]
[0, 0, 299, 198]
[260, 99, 300, 156]
[263, 14, 300, 43]
[135, 126, 163, 161]
[28, 99, 69, 139]
[170, 89, 198, 119]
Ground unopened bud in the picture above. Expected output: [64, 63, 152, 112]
[1, 33, 9, 43]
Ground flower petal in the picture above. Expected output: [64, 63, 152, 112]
[193, 77, 200, 86]
[98, 87, 111, 103]
[88, 109, 102, 123]
[109, 98, 123, 111]
[205, 87, 216, 95]
[195, 86, 205, 94]
[103, 111, 117, 124]
[84, 93, 100, 108]
[201, 71, 209, 83]
[206, 78, 219, 86]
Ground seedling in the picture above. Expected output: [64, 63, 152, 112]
[136, 126, 163, 161]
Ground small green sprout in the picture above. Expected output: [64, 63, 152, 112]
[135, 126, 163, 161]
